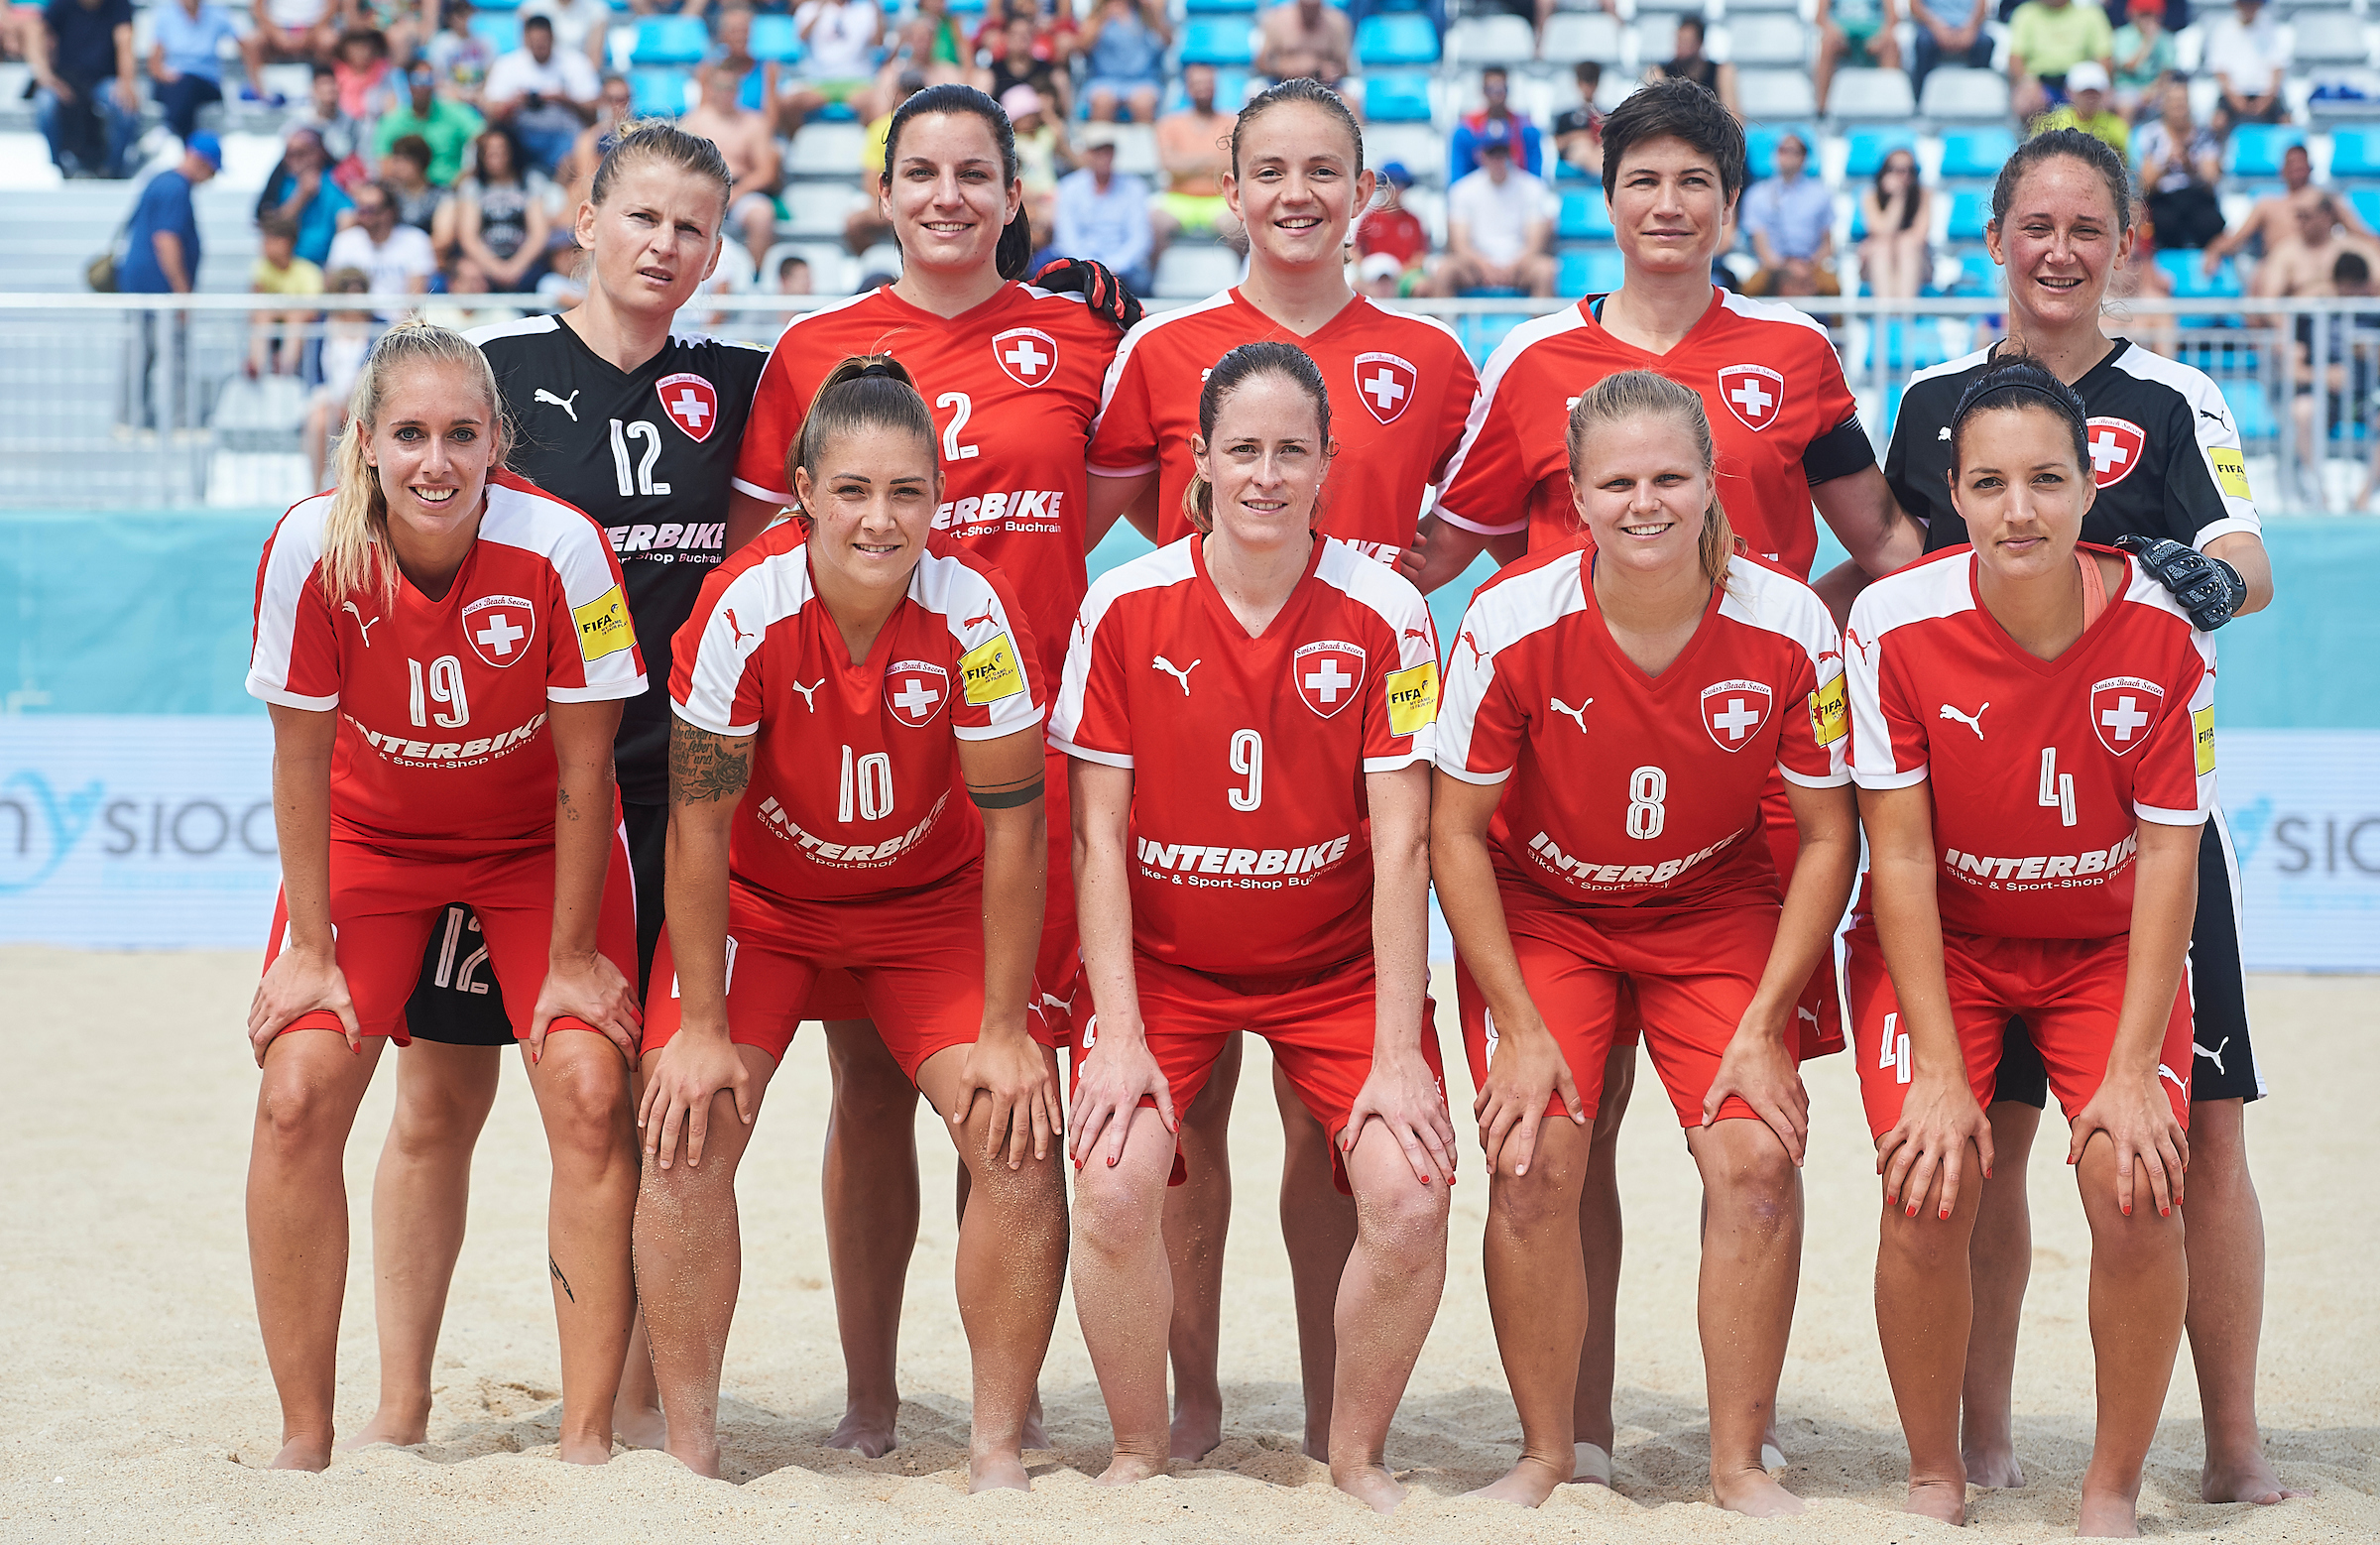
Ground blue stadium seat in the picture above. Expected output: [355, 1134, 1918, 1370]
[1844, 127, 1918, 179]
[1354, 13, 1439, 64]
[1162, 69, 1251, 113]
[471, 0, 518, 10]
[1185, 0, 1259, 13]
[1180, 17, 1256, 63]
[470, 12, 521, 51]
[2351, 186, 2380, 230]
[2157, 248, 2242, 298]
[630, 65, 690, 117]
[633, 15, 710, 65]
[1363, 70, 1432, 122]
[947, 0, 985, 12]
[748, 14, 802, 62]
[1944, 247, 1998, 296]
[1936, 126, 2016, 181]
[1459, 310, 1527, 365]
[2227, 124, 2303, 178]
[2222, 382, 2277, 442]
[1860, 317, 1953, 374]
[1559, 246, 1626, 297]
[1946, 190, 1990, 242]
[2331, 125, 2380, 179]
[1558, 191, 1614, 240]
[1744, 124, 1818, 181]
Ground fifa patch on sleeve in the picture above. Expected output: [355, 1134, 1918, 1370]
[573, 586, 634, 662]
[2194, 704, 2216, 774]
[2209, 447, 2252, 500]
[961, 632, 1024, 706]
[1810, 671, 1848, 746]
[1385, 660, 1440, 737]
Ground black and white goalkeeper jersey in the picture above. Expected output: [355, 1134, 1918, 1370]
[468, 313, 769, 804]
[1885, 339, 2264, 556]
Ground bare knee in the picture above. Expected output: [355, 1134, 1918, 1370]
[256, 1062, 359, 1158]
[540, 1050, 631, 1171]
[1713, 1133, 1798, 1238]
[1879, 1205, 1971, 1274]
[1489, 1164, 1584, 1240]
[1358, 1173, 1450, 1257]
[1072, 1168, 1162, 1258]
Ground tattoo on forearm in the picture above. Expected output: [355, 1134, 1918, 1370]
[556, 785, 579, 821]
[670, 720, 751, 805]
[548, 1253, 574, 1303]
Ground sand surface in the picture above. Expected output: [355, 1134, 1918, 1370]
[2, 948, 2374, 1542]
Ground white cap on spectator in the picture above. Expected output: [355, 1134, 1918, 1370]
[1081, 122, 1122, 149]
[1359, 252, 1403, 283]
[1001, 83, 1042, 119]
[2067, 60, 2111, 93]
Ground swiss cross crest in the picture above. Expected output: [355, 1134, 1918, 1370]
[1292, 639, 1368, 719]
[2090, 675, 2164, 757]
[992, 326, 1059, 389]
[656, 372, 719, 442]
[1716, 364, 1785, 432]
[2084, 416, 2147, 488]
[1700, 678, 1773, 752]
[1352, 351, 1419, 425]
[462, 594, 536, 668]
[884, 659, 950, 726]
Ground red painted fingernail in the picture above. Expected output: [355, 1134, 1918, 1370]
[1940, 1207, 1951, 1220]
[2123, 1204, 2132, 1216]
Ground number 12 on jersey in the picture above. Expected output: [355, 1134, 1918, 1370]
[608, 418, 673, 497]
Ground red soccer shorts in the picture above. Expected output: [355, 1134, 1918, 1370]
[1456, 899, 1792, 1129]
[1074, 953, 1446, 1193]
[1844, 922, 2194, 1141]
[263, 829, 639, 1045]
[801, 748, 1080, 1036]
[646, 861, 1060, 1082]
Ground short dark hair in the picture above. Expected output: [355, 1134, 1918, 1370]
[387, 133, 431, 170]
[1576, 60, 1602, 85]
[1482, 64, 1508, 82]
[1599, 75, 1745, 204]
[523, 13, 552, 31]
[1678, 13, 1707, 41]
[2337, 251, 2370, 284]
[778, 253, 810, 280]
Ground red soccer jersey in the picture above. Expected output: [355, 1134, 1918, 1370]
[1436, 547, 1849, 912]
[246, 470, 647, 855]
[1087, 289, 1480, 564]
[1435, 289, 1862, 578]
[730, 281, 1120, 682]
[1049, 535, 1442, 977]
[671, 523, 1045, 903]
[1844, 544, 2217, 941]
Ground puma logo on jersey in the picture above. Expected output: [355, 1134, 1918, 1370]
[962, 610, 999, 631]
[1937, 426, 1951, 441]
[1152, 656, 1199, 695]
[1939, 701, 1988, 739]
[1549, 696, 1593, 733]
[1459, 631, 1488, 669]
[789, 678, 822, 711]
[2158, 1062, 2191, 1096]
[726, 609, 757, 648]
[2199, 408, 2229, 428]
[2196, 1036, 2230, 1074]
[1797, 1006, 1819, 1025]
[534, 388, 581, 421]
[1402, 627, 1429, 643]
[341, 600, 381, 646]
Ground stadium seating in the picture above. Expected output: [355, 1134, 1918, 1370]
[1947, 190, 1991, 241]
[2352, 185, 2380, 230]
[2329, 124, 2380, 178]
[630, 66, 691, 117]
[1559, 246, 1626, 297]
[1558, 190, 1614, 240]
[470, 12, 522, 52]
[1844, 127, 1918, 178]
[1937, 125, 2017, 179]
[1162, 69, 1251, 112]
[1362, 71, 1434, 123]
[1745, 123, 1820, 179]
[632, 15, 709, 64]
[1726, 15, 1809, 67]
[1737, 70, 1819, 119]
[1445, 14, 1534, 67]
[1184, 0, 1258, 13]
[2229, 124, 2306, 177]
[748, 14, 802, 62]
[1354, 11, 1439, 63]
[1827, 67, 1917, 122]
[1179, 17, 1255, 64]
[1917, 67, 2009, 121]
[2292, 10, 2372, 66]
[1540, 12, 1624, 65]
[2158, 249, 2244, 299]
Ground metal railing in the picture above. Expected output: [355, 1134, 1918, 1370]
[3, 292, 2376, 513]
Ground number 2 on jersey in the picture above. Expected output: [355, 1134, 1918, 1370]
[1229, 729, 1262, 811]
[936, 392, 980, 462]
[608, 418, 673, 497]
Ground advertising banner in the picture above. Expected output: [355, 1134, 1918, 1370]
[2218, 730, 2380, 974]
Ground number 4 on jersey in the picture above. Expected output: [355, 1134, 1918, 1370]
[2037, 748, 2078, 827]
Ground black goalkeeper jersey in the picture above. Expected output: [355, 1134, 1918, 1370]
[468, 313, 769, 804]
[1885, 338, 2264, 556]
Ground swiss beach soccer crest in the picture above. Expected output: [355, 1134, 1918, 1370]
[993, 326, 1060, 389]
[656, 372, 719, 442]
[885, 660, 951, 726]
[462, 595, 537, 667]
[1293, 640, 1368, 719]
[1353, 352, 1418, 425]
[1700, 678, 1773, 751]
[1717, 364, 1785, 432]
[2090, 676, 2164, 757]
[2084, 416, 2147, 488]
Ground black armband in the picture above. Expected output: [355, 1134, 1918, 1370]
[968, 776, 1045, 810]
[1802, 416, 1878, 486]
[2113, 534, 2248, 630]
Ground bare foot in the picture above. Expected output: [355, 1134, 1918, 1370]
[2202, 1455, 2307, 1505]
[2077, 1486, 2142, 1537]
[1020, 1393, 1048, 1451]
[826, 1401, 899, 1458]
[613, 1400, 668, 1452]
[1169, 1401, 1222, 1462]
[968, 1451, 1030, 1493]
[1713, 1468, 1806, 1517]
[555, 1431, 615, 1466]
[1096, 1452, 1169, 1486]
[1905, 1478, 1967, 1525]
[336, 1407, 426, 1452]
[1964, 1438, 2025, 1488]
[663, 1436, 722, 1480]
[1332, 1461, 1407, 1514]
[1466, 1454, 1569, 1507]
[1566, 1441, 1613, 1486]
[269, 1435, 333, 1472]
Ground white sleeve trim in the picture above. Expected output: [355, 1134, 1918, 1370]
[1850, 765, 1928, 790]
[548, 676, 647, 703]
[2192, 517, 2263, 550]
[2135, 801, 2213, 827]
[732, 475, 793, 506]
[247, 679, 337, 711]
[670, 698, 759, 738]
[1050, 736, 1132, 768]
[953, 719, 1039, 743]
[1364, 748, 1435, 773]
[1432, 759, 1511, 785]
[1778, 765, 1853, 789]
[1433, 502, 1528, 536]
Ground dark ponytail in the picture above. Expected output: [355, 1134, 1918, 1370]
[881, 83, 1033, 282]
[1183, 340, 1333, 533]
[785, 354, 940, 519]
[1947, 345, 2090, 474]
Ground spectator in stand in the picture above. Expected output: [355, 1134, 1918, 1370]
[2136, 73, 2224, 250]
[2034, 59, 2128, 152]
[556, 71, 633, 210]
[1005, 83, 1067, 253]
[1149, 61, 1240, 264]
[256, 125, 354, 266]
[289, 61, 367, 185]
[776, 251, 814, 295]
[1647, 16, 1738, 116]
[1080, 0, 1170, 122]
[421, 252, 524, 329]
[2108, 0, 2172, 115]
[1254, 0, 1347, 89]
[974, 0, 1075, 68]
[864, 11, 972, 120]
[453, 125, 551, 292]
[301, 267, 374, 485]
[329, 27, 396, 123]
[1858, 147, 1931, 298]
[2204, 142, 2371, 274]
[379, 133, 446, 235]
[1817, 0, 1900, 115]
[911, 0, 970, 70]
[242, 0, 337, 87]
[1443, 119, 1556, 297]
[988, 13, 1068, 122]
[2206, 0, 2286, 125]
[484, 13, 599, 175]
[2009, 0, 2113, 120]
[782, 0, 884, 132]
[1554, 61, 1604, 178]
[31, 0, 137, 178]
[246, 211, 323, 378]
[1353, 160, 1429, 296]
[1451, 65, 1544, 181]
[374, 61, 485, 186]
[1055, 121, 1153, 291]
[1908, 0, 1992, 101]
[326, 178, 438, 316]
[681, 57, 784, 269]
[523, 0, 609, 69]
[118, 133, 219, 432]
[2267, 222, 2380, 500]
[1740, 129, 1840, 296]
[422, 0, 494, 107]
[147, 0, 237, 143]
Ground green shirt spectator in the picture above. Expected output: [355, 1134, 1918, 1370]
[2109, 0, 2173, 102]
[373, 62, 486, 185]
[2009, 0, 2112, 78]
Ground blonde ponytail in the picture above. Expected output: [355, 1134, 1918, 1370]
[317, 320, 509, 607]
[1564, 369, 1737, 588]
